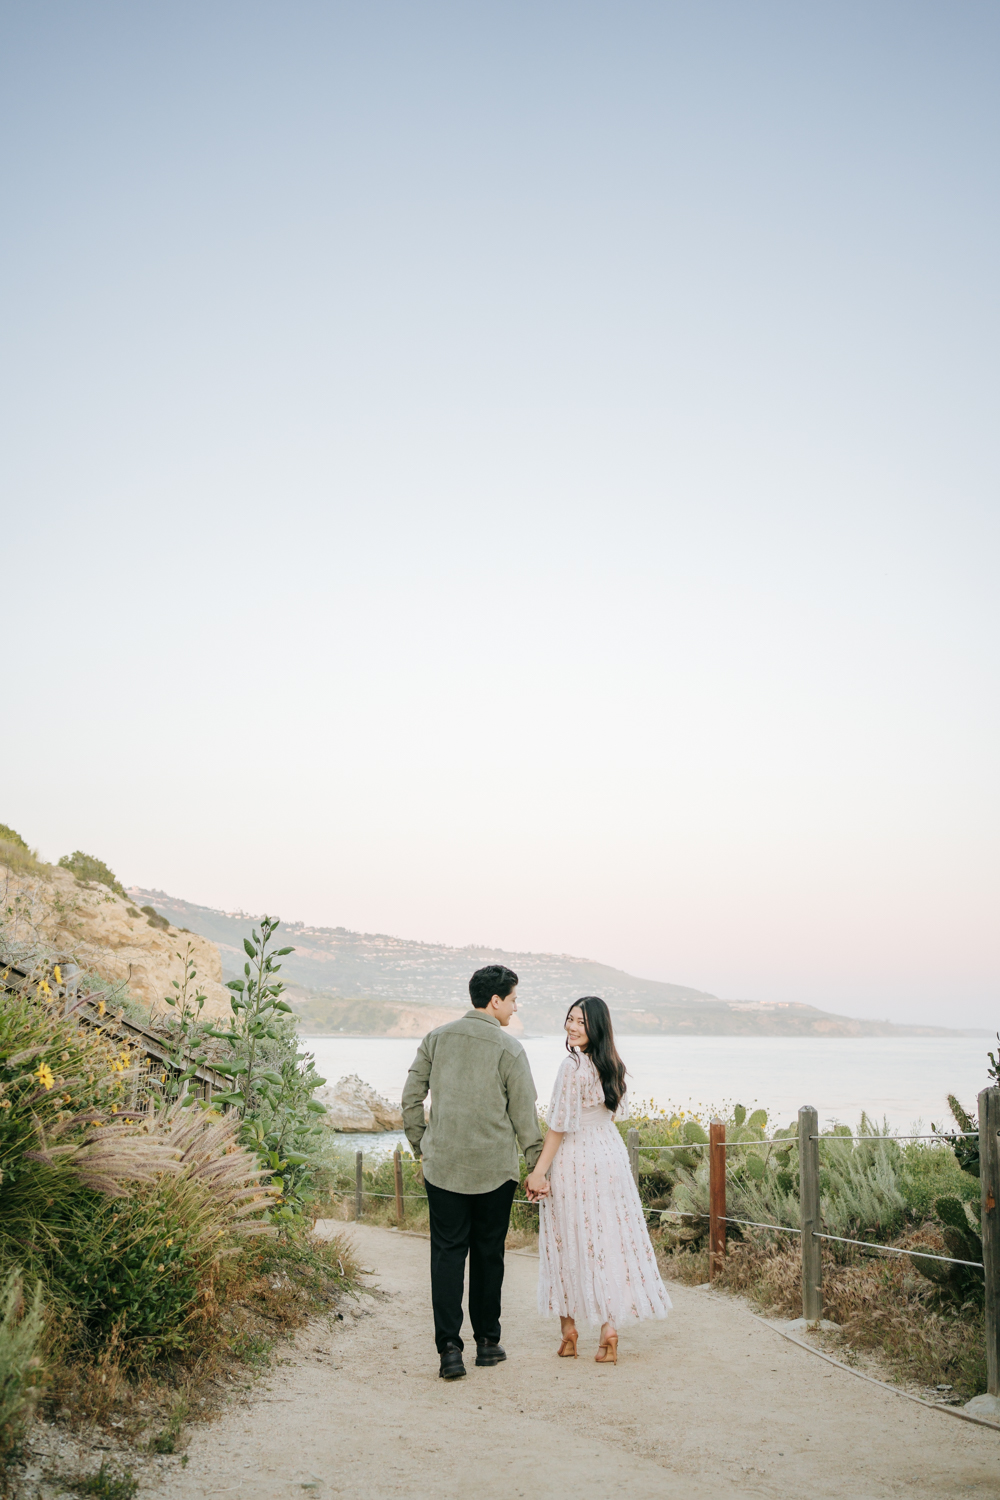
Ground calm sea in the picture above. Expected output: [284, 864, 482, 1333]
[302, 1033, 993, 1142]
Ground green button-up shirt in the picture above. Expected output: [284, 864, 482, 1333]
[401, 1009, 543, 1195]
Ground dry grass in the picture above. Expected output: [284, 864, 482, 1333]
[655, 1228, 986, 1397]
[33, 1225, 360, 1450]
[0, 844, 44, 880]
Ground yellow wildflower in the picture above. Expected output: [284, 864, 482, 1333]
[37, 979, 52, 1002]
[166, 1238, 173, 1247]
[97, 1000, 106, 1018]
[111, 1104, 118, 1114]
[35, 1063, 55, 1091]
[53, 965, 62, 985]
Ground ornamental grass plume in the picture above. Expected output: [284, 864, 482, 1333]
[0, 1268, 44, 1455]
[23, 1101, 278, 1231]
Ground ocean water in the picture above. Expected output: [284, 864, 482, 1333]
[302, 1033, 993, 1137]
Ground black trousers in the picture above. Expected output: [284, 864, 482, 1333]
[424, 1177, 517, 1352]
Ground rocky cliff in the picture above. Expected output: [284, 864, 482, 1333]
[1, 861, 232, 1020]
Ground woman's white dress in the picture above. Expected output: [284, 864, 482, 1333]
[537, 1052, 672, 1327]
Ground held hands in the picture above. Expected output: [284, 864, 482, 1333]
[524, 1169, 550, 1201]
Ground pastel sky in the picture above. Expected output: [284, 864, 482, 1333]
[2, 3, 997, 1027]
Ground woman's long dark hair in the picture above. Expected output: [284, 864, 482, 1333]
[565, 996, 627, 1114]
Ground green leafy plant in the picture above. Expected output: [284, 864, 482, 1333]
[156, 944, 214, 1108]
[201, 918, 327, 1223]
[987, 1039, 1000, 1089]
[913, 1196, 983, 1306]
[140, 905, 170, 930]
[201, 917, 289, 1113]
[57, 853, 126, 899]
[932, 1095, 979, 1178]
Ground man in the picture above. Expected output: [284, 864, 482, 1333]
[401, 963, 542, 1380]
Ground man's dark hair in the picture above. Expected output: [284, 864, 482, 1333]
[469, 964, 519, 1009]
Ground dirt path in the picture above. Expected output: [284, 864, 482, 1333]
[149, 1224, 999, 1500]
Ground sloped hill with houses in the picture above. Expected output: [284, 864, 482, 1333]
[131, 888, 970, 1038]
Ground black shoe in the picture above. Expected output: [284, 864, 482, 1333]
[438, 1343, 466, 1380]
[475, 1338, 507, 1367]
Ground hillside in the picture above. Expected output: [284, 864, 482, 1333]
[0, 860, 232, 1019]
[284, 988, 472, 1037]
[131, 888, 976, 1038]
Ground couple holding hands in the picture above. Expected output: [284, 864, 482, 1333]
[401, 964, 671, 1379]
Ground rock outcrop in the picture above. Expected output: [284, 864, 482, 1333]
[0, 862, 232, 1019]
[316, 1074, 405, 1132]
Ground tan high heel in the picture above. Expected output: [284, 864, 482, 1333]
[595, 1333, 618, 1365]
[557, 1327, 579, 1358]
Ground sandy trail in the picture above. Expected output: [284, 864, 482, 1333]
[149, 1223, 999, 1500]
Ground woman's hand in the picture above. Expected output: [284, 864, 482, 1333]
[524, 1169, 550, 1200]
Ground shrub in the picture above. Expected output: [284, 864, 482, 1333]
[199, 917, 328, 1223]
[57, 853, 126, 899]
[140, 906, 169, 931]
[0, 977, 275, 1372]
[0, 824, 42, 876]
[31, 1107, 275, 1366]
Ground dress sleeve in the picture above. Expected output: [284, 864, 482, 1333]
[547, 1057, 583, 1132]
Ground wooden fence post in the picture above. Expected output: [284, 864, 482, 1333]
[355, 1151, 363, 1222]
[979, 1088, 1000, 1396]
[799, 1105, 822, 1321]
[627, 1128, 640, 1187]
[394, 1148, 404, 1227]
[709, 1118, 726, 1280]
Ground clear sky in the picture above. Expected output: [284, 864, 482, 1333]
[2, 2, 997, 1027]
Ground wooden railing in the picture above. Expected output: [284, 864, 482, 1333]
[0, 958, 233, 1105]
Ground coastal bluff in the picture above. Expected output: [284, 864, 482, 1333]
[132, 887, 979, 1039]
[2, 860, 232, 1019]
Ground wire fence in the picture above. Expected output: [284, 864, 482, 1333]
[326, 1096, 1000, 1403]
[629, 1096, 1000, 1406]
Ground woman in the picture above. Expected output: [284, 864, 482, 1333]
[525, 997, 671, 1363]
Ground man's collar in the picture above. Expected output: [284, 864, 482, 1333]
[465, 1008, 501, 1027]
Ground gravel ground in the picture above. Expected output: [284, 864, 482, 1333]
[137, 1222, 1000, 1500]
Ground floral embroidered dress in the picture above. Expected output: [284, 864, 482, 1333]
[537, 1052, 672, 1327]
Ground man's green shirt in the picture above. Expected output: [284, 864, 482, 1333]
[401, 1009, 543, 1195]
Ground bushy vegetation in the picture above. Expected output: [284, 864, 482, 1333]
[56, 853, 127, 899]
[159, 917, 331, 1224]
[624, 1096, 989, 1395]
[0, 890, 354, 1486]
[0, 827, 41, 879]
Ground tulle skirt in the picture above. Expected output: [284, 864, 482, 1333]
[537, 1107, 673, 1327]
